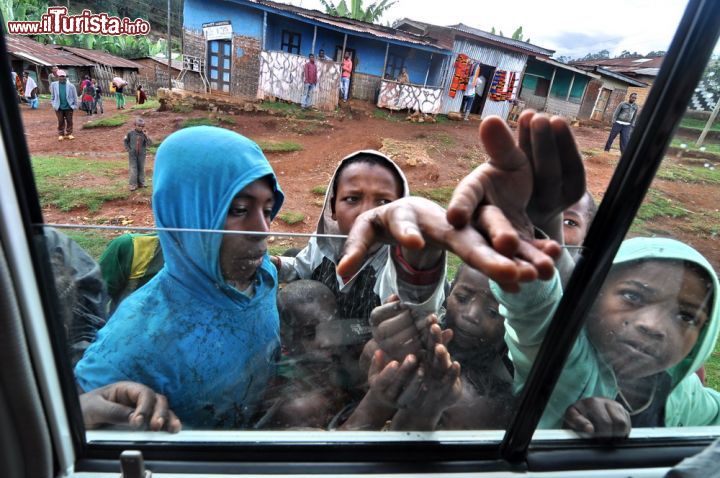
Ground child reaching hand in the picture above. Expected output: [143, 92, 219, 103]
[502, 237, 719, 433]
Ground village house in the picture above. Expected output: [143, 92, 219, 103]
[517, 57, 599, 120]
[181, 0, 450, 111]
[571, 56, 662, 107]
[52, 45, 143, 88]
[133, 56, 183, 92]
[5, 35, 95, 92]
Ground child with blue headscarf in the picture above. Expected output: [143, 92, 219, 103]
[75, 126, 285, 429]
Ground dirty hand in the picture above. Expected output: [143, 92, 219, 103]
[445, 113, 585, 283]
[336, 196, 542, 290]
[80, 381, 182, 432]
[564, 397, 631, 440]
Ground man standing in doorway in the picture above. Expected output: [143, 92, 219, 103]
[318, 49, 330, 62]
[340, 51, 352, 102]
[604, 92, 639, 153]
[302, 53, 317, 110]
[50, 70, 78, 141]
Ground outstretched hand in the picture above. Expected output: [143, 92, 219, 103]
[336, 196, 544, 291]
[80, 381, 182, 432]
[445, 112, 586, 287]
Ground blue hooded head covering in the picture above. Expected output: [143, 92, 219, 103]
[76, 126, 285, 429]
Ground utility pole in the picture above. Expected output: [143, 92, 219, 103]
[696, 98, 720, 147]
[167, 0, 172, 90]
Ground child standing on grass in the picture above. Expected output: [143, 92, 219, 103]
[123, 118, 151, 191]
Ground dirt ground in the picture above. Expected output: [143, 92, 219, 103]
[20, 99, 720, 269]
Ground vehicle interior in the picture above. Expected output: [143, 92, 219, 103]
[1, 0, 720, 476]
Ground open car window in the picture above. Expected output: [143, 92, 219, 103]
[2, 0, 720, 475]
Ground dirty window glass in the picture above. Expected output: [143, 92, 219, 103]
[12, 0, 711, 442]
[529, 38, 720, 440]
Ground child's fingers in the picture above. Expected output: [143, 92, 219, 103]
[518, 109, 537, 161]
[368, 349, 390, 378]
[378, 324, 423, 360]
[564, 406, 595, 434]
[530, 239, 562, 260]
[396, 366, 425, 409]
[374, 309, 414, 340]
[474, 204, 521, 257]
[370, 300, 409, 328]
[550, 116, 586, 206]
[380, 355, 418, 401]
[440, 328, 454, 346]
[529, 114, 563, 198]
[606, 402, 631, 438]
[337, 212, 382, 277]
[479, 116, 528, 171]
[446, 166, 487, 228]
[515, 241, 556, 281]
[385, 204, 426, 250]
[441, 226, 520, 284]
[149, 393, 171, 432]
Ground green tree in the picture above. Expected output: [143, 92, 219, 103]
[318, 0, 397, 23]
[511, 26, 523, 40]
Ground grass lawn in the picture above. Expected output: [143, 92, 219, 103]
[679, 117, 720, 132]
[181, 117, 220, 128]
[670, 138, 720, 155]
[277, 211, 305, 225]
[657, 161, 720, 184]
[32, 155, 127, 212]
[65, 230, 115, 260]
[414, 186, 455, 208]
[706, 341, 720, 390]
[257, 140, 303, 153]
[131, 99, 160, 110]
[82, 114, 130, 129]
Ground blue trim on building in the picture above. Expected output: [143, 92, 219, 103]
[185, 0, 449, 55]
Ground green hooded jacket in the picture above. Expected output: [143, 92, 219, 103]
[491, 237, 720, 428]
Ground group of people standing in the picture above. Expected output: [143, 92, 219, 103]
[11, 70, 39, 108]
[301, 49, 353, 109]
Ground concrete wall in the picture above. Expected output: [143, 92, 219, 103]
[545, 96, 581, 119]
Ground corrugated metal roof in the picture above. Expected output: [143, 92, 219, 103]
[594, 67, 648, 87]
[570, 56, 663, 77]
[242, 0, 448, 52]
[534, 57, 600, 79]
[134, 56, 184, 71]
[451, 23, 554, 58]
[5, 35, 95, 67]
[54, 45, 143, 69]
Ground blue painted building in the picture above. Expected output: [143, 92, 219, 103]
[181, 0, 450, 103]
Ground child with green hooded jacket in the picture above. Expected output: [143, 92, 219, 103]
[494, 237, 720, 433]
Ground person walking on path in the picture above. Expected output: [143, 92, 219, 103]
[604, 92, 639, 153]
[50, 70, 78, 141]
[115, 80, 126, 109]
[340, 52, 352, 102]
[302, 54, 317, 110]
[23, 71, 39, 109]
[123, 118, 152, 191]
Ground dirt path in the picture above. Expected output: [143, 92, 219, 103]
[21, 100, 720, 268]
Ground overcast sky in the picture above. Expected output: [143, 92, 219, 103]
[284, 0, 694, 59]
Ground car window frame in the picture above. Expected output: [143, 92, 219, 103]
[1, 0, 719, 474]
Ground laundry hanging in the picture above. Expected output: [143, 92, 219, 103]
[448, 54, 471, 98]
[489, 70, 519, 101]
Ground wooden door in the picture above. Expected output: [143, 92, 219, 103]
[591, 88, 611, 121]
[207, 40, 232, 94]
